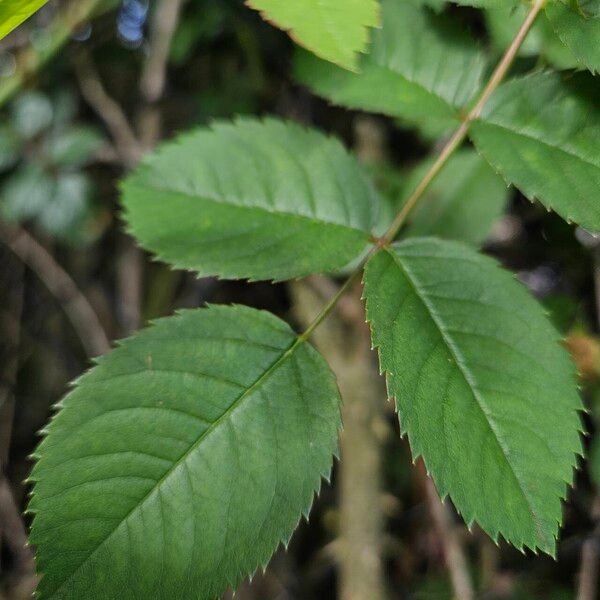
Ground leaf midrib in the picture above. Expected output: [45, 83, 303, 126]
[386, 248, 546, 545]
[124, 180, 372, 238]
[44, 335, 305, 599]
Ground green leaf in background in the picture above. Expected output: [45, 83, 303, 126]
[451, 0, 517, 5]
[122, 118, 379, 281]
[46, 126, 104, 168]
[1, 163, 52, 222]
[0, 0, 48, 40]
[294, 0, 486, 138]
[485, 5, 579, 69]
[37, 173, 92, 241]
[30, 305, 341, 600]
[470, 71, 600, 232]
[11, 90, 53, 139]
[363, 238, 582, 553]
[246, 0, 379, 71]
[1, 166, 94, 242]
[546, 0, 600, 74]
[420, 0, 520, 7]
[400, 150, 509, 245]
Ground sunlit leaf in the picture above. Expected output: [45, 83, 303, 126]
[247, 0, 380, 70]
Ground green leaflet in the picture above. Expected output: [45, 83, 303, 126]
[246, 0, 379, 71]
[363, 238, 582, 554]
[294, 0, 486, 137]
[400, 150, 510, 246]
[470, 71, 600, 232]
[546, 0, 600, 74]
[0, 0, 48, 39]
[121, 118, 379, 281]
[30, 305, 341, 600]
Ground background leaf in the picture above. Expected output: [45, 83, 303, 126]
[0, 0, 48, 40]
[470, 71, 600, 233]
[400, 150, 509, 245]
[11, 91, 53, 139]
[485, 5, 579, 69]
[122, 118, 379, 281]
[546, 0, 600, 74]
[246, 0, 379, 71]
[363, 237, 582, 554]
[46, 126, 103, 168]
[294, 0, 486, 138]
[30, 305, 341, 599]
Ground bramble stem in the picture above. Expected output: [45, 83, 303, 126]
[382, 0, 546, 244]
[300, 0, 546, 339]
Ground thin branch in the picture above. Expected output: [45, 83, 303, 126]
[139, 0, 186, 105]
[577, 498, 600, 600]
[0, 225, 110, 358]
[0, 261, 23, 462]
[0, 477, 37, 595]
[419, 462, 474, 600]
[74, 50, 143, 169]
[112, 0, 187, 336]
[299, 0, 547, 340]
[291, 278, 387, 600]
[136, 0, 186, 150]
[577, 248, 600, 600]
[381, 0, 547, 244]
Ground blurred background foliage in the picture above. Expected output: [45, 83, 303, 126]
[0, 1, 598, 599]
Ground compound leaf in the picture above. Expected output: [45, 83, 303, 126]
[246, 0, 379, 71]
[470, 71, 600, 232]
[30, 305, 341, 600]
[364, 238, 582, 554]
[0, 0, 48, 39]
[122, 118, 379, 281]
[295, 0, 486, 137]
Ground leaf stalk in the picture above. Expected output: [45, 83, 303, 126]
[300, 0, 547, 339]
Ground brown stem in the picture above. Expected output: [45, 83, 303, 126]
[74, 50, 143, 169]
[0, 477, 37, 596]
[112, 0, 187, 336]
[577, 498, 600, 600]
[418, 462, 474, 600]
[0, 262, 23, 466]
[577, 250, 600, 600]
[137, 0, 186, 149]
[0, 225, 110, 358]
[300, 0, 547, 341]
[291, 277, 387, 600]
[382, 0, 547, 244]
